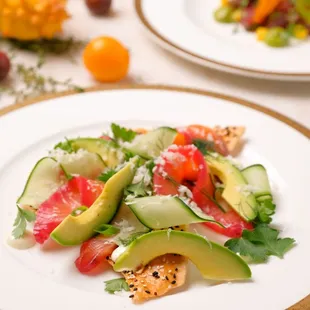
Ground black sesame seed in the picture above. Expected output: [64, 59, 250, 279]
[152, 271, 159, 277]
[129, 284, 134, 288]
[175, 226, 180, 228]
[105, 256, 109, 260]
[181, 229, 184, 231]
[145, 290, 151, 294]
[133, 288, 138, 291]
[165, 276, 169, 280]
[171, 280, 176, 285]
[175, 268, 178, 271]
[129, 295, 134, 298]
[154, 292, 158, 296]
[173, 274, 176, 279]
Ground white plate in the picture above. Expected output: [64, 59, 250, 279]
[135, 0, 310, 81]
[0, 86, 309, 310]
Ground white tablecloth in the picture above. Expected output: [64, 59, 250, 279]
[1, 0, 309, 128]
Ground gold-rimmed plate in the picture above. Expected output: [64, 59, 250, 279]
[0, 85, 309, 310]
[135, 0, 310, 81]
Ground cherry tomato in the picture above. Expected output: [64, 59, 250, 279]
[0, 51, 10, 82]
[85, 0, 112, 15]
[83, 36, 129, 83]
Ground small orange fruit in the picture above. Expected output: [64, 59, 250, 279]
[83, 36, 129, 83]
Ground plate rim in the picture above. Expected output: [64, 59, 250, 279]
[0, 84, 309, 310]
[1, 84, 309, 139]
[134, 0, 310, 80]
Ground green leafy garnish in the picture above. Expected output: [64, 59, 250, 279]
[146, 160, 155, 176]
[12, 206, 36, 239]
[104, 278, 129, 294]
[94, 224, 120, 236]
[98, 169, 117, 182]
[111, 123, 137, 143]
[225, 224, 295, 263]
[192, 139, 215, 155]
[118, 232, 146, 246]
[124, 150, 135, 161]
[54, 138, 75, 153]
[125, 179, 148, 198]
[256, 199, 276, 224]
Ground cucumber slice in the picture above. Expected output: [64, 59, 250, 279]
[17, 157, 66, 209]
[55, 138, 124, 169]
[127, 196, 219, 229]
[256, 195, 272, 202]
[50, 149, 106, 179]
[242, 164, 272, 198]
[125, 127, 177, 159]
[111, 203, 150, 245]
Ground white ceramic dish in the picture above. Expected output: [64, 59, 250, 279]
[135, 0, 310, 81]
[0, 86, 309, 310]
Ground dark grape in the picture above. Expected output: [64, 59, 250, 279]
[0, 51, 10, 82]
[85, 0, 112, 15]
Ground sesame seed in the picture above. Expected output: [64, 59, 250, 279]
[173, 274, 176, 279]
[165, 276, 169, 280]
[129, 284, 134, 288]
[171, 280, 176, 285]
[133, 288, 138, 291]
[105, 256, 109, 260]
[175, 268, 178, 271]
[129, 295, 134, 298]
[154, 292, 158, 296]
[145, 290, 151, 294]
[168, 270, 172, 274]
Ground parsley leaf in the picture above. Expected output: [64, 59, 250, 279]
[104, 278, 129, 294]
[125, 179, 147, 198]
[225, 224, 295, 263]
[94, 224, 120, 236]
[192, 139, 215, 155]
[54, 137, 75, 153]
[256, 199, 276, 224]
[111, 123, 137, 143]
[98, 169, 117, 182]
[12, 206, 36, 239]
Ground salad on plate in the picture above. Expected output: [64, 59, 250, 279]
[9, 123, 295, 303]
[214, 0, 310, 47]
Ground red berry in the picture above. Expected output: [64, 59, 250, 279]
[85, 0, 112, 15]
[0, 51, 10, 82]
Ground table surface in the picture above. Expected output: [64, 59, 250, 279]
[0, 0, 309, 128]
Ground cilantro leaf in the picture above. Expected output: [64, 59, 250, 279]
[125, 179, 147, 198]
[54, 137, 75, 153]
[192, 139, 215, 155]
[94, 224, 120, 236]
[225, 224, 295, 263]
[12, 206, 36, 239]
[111, 123, 137, 143]
[256, 199, 276, 224]
[104, 278, 129, 294]
[98, 169, 117, 182]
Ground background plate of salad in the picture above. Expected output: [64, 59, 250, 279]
[0, 85, 309, 310]
[135, 0, 310, 80]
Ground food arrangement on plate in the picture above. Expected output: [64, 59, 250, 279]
[214, 0, 310, 47]
[9, 123, 295, 303]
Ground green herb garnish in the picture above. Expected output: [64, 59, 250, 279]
[12, 206, 36, 239]
[104, 278, 129, 294]
[192, 139, 215, 155]
[54, 137, 75, 153]
[94, 224, 120, 236]
[225, 224, 295, 263]
[111, 123, 137, 143]
[98, 169, 117, 182]
[256, 199, 276, 224]
[125, 179, 148, 198]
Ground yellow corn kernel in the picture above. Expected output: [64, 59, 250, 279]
[293, 24, 309, 40]
[256, 27, 268, 41]
[232, 9, 242, 22]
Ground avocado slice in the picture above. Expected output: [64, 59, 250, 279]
[206, 155, 258, 221]
[113, 230, 251, 281]
[51, 158, 138, 246]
